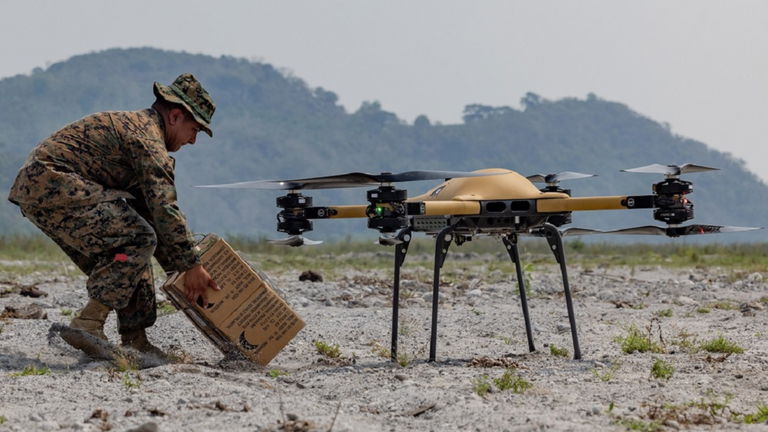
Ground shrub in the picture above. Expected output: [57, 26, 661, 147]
[549, 345, 569, 358]
[314, 340, 341, 358]
[615, 325, 663, 354]
[650, 358, 674, 380]
[700, 335, 744, 354]
[494, 369, 532, 394]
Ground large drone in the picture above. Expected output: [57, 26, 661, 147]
[199, 164, 758, 362]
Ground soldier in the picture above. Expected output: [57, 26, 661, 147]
[7, 73, 220, 358]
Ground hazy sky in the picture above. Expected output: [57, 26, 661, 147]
[2, 1, 767, 180]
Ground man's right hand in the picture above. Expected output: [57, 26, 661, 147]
[183, 263, 220, 306]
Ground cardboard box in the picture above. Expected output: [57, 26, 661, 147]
[161, 234, 304, 365]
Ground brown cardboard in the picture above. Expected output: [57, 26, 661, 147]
[161, 235, 304, 365]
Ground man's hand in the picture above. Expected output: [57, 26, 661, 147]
[183, 263, 220, 306]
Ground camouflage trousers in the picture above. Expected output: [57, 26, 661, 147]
[20, 199, 158, 334]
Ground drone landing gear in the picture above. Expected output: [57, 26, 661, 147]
[531, 223, 582, 360]
[390, 228, 412, 362]
[501, 234, 536, 353]
[388, 223, 582, 363]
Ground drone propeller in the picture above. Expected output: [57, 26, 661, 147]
[378, 229, 413, 246]
[621, 163, 718, 178]
[378, 235, 403, 246]
[562, 225, 760, 238]
[197, 170, 499, 191]
[526, 171, 597, 186]
[268, 235, 323, 247]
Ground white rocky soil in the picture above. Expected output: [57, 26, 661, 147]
[1, 256, 768, 431]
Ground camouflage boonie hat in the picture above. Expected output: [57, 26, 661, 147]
[153, 73, 215, 137]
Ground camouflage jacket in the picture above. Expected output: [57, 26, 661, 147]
[8, 109, 199, 272]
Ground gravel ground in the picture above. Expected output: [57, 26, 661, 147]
[1, 258, 768, 431]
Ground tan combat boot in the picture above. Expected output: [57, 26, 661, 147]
[60, 299, 113, 359]
[120, 329, 167, 359]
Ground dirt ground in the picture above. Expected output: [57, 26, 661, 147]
[1, 258, 768, 431]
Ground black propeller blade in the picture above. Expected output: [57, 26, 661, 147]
[197, 170, 500, 190]
[621, 163, 719, 177]
[562, 225, 760, 238]
[527, 171, 596, 185]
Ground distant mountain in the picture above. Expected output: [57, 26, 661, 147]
[1, 48, 765, 242]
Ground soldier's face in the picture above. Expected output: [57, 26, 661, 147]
[166, 110, 202, 152]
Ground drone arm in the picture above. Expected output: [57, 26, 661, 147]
[537, 195, 655, 212]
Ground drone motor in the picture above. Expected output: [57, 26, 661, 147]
[366, 186, 408, 233]
[276, 192, 314, 236]
[652, 178, 694, 225]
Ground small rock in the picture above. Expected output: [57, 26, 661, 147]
[2, 304, 47, 319]
[663, 419, 681, 430]
[286, 413, 299, 421]
[675, 296, 697, 306]
[394, 374, 408, 381]
[296, 297, 311, 307]
[741, 302, 764, 312]
[126, 422, 159, 432]
[39, 421, 57, 432]
[556, 324, 570, 334]
[299, 270, 323, 282]
[20, 285, 48, 298]
[591, 406, 601, 415]
[466, 289, 483, 298]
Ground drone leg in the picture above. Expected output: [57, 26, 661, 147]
[429, 226, 454, 362]
[502, 234, 535, 353]
[540, 223, 582, 360]
[390, 228, 412, 363]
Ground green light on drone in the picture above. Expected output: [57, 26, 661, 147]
[375, 205, 384, 216]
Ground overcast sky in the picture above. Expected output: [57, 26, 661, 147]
[2, 0, 767, 180]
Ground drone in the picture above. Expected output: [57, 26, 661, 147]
[198, 163, 759, 362]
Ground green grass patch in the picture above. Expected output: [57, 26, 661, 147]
[396, 352, 411, 367]
[10, 364, 51, 377]
[314, 340, 341, 358]
[615, 324, 664, 354]
[616, 418, 662, 432]
[2, 236, 768, 280]
[0, 415, 6, 424]
[742, 405, 768, 424]
[654, 309, 673, 318]
[121, 372, 141, 389]
[549, 344, 569, 358]
[156, 300, 177, 316]
[700, 335, 744, 354]
[268, 369, 289, 378]
[493, 369, 532, 394]
[472, 374, 492, 397]
[696, 307, 711, 314]
[709, 301, 737, 311]
[650, 358, 674, 380]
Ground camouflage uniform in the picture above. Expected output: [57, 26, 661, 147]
[8, 75, 214, 333]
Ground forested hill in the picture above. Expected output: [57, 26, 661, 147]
[1, 47, 765, 241]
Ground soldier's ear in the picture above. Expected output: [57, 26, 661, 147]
[168, 108, 185, 126]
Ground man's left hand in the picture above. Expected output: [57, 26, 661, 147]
[183, 263, 220, 306]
